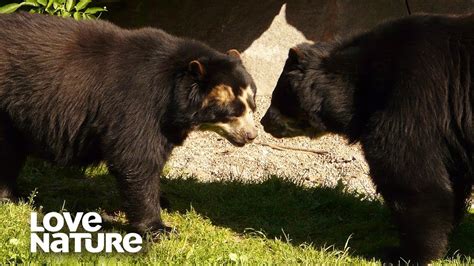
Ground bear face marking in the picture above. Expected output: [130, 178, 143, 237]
[199, 85, 257, 146]
[186, 51, 258, 146]
[202, 84, 235, 107]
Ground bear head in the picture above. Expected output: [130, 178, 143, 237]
[180, 49, 258, 147]
[261, 42, 353, 139]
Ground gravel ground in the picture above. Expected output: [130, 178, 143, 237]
[167, 96, 376, 197]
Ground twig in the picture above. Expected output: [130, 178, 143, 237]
[405, 0, 412, 15]
[254, 141, 328, 155]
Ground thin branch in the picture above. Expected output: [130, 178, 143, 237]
[405, 0, 412, 15]
[254, 141, 328, 155]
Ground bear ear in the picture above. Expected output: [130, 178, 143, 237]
[189, 60, 206, 80]
[288, 47, 304, 62]
[226, 49, 241, 60]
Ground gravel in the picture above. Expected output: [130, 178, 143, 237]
[167, 96, 376, 197]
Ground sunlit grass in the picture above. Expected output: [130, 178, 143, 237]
[0, 160, 471, 264]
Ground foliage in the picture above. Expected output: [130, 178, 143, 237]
[0, 0, 106, 20]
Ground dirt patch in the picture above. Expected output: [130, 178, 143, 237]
[167, 96, 375, 197]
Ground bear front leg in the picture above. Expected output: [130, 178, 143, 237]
[116, 168, 172, 235]
[377, 179, 455, 265]
[107, 147, 172, 235]
[452, 174, 473, 225]
[395, 189, 454, 264]
[364, 135, 456, 265]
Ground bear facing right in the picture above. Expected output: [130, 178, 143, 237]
[0, 12, 258, 235]
[261, 13, 473, 264]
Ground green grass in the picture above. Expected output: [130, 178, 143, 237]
[0, 159, 472, 264]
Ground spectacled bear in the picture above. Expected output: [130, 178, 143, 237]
[0, 13, 258, 234]
[261, 14, 473, 264]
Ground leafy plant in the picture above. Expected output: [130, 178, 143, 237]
[0, 0, 107, 20]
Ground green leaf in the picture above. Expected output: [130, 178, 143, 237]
[62, 11, 71, 17]
[45, 8, 56, 15]
[84, 7, 106, 15]
[75, 0, 91, 11]
[30, 7, 43, 13]
[46, 0, 54, 9]
[65, 0, 75, 11]
[82, 13, 95, 20]
[53, 0, 65, 9]
[0, 3, 26, 14]
[25, 0, 39, 7]
[73, 11, 82, 20]
[37, 0, 47, 6]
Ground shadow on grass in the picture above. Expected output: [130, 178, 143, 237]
[17, 159, 474, 260]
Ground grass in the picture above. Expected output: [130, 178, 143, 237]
[0, 159, 472, 264]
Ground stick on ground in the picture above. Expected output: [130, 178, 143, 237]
[255, 141, 329, 155]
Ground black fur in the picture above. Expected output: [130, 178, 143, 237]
[262, 14, 474, 264]
[0, 13, 256, 234]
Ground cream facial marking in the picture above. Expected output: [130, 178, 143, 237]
[199, 85, 258, 145]
[236, 86, 256, 129]
[202, 84, 235, 107]
[213, 86, 255, 130]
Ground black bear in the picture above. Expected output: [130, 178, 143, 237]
[0, 13, 257, 234]
[261, 14, 473, 264]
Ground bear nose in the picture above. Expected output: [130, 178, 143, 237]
[260, 113, 270, 128]
[245, 129, 258, 142]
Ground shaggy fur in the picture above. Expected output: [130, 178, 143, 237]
[0, 13, 257, 234]
[262, 13, 473, 264]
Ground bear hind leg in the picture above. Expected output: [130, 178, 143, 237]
[0, 115, 26, 202]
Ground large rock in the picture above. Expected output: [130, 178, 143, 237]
[106, 0, 473, 95]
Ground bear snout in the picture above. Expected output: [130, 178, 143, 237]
[261, 108, 281, 135]
[245, 129, 258, 142]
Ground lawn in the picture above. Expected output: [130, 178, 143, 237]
[0, 160, 472, 264]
